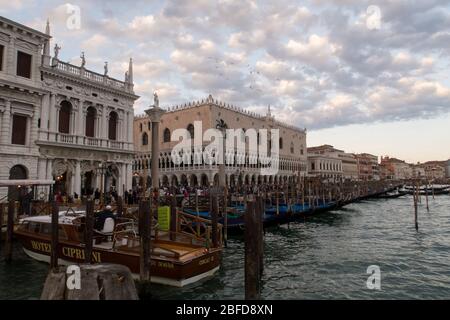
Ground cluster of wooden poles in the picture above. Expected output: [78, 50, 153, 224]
[408, 179, 437, 232]
[0, 179, 414, 300]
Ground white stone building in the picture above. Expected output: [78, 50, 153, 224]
[307, 145, 343, 181]
[133, 96, 308, 187]
[0, 17, 138, 200]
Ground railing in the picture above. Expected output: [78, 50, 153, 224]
[53, 60, 129, 91]
[176, 210, 223, 247]
[57, 133, 75, 144]
[41, 132, 129, 150]
[109, 141, 122, 149]
[86, 137, 99, 147]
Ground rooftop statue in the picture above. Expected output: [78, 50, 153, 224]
[154, 92, 159, 108]
[54, 43, 61, 59]
[80, 52, 86, 68]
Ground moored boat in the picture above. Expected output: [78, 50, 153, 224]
[14, 209, 222, 287]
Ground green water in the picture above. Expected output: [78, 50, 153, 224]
[1, 195, 450, 299]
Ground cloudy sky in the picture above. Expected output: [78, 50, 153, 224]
[2, 0, 450, 163]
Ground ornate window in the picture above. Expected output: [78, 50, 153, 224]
[85, 107, 96, 137]
[163, 128, 171, 143]
[16, 51, 32, 79]
[290, 142, 294, 154]
[0, 45, 4, 71]
[58, 101, 72, 134]
[187, 123, 194, 138]
[11, 115, 27, 145]
[279, 137, 283, 149]
[142, 132, 148, 146]
[108, 111, 118, 140]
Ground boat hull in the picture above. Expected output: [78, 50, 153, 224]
[16, 233, 221, 287]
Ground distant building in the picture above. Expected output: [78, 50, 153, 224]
[412, 165, 426, 178]
[380, 157, 411, 180]
[307, 145, 343, 181]
[338, 152, 358, 181]
[355, 153, 379, 181]
[419, 161, 447, 180]
[447, 160, 450, 178]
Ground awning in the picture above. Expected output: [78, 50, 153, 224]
[0, 180, 55, 187]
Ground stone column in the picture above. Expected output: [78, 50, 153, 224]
[26, 114, 32, 146]
[30, 107, 39, 146]
[70, 109, 76, 135]
[101, 105, 108, 140]
[37, 158, 47, 180]
[95, 113, 100, 138]
[77, 100, 84, 136]
[95, 172, 101, 190]
[1, 100, 11, 145]
[118, 117, 123, 142]
[46, 159, 53, 180]
[7, 38, 15, 74]
[145, 106, 166, 190]
[127, 111, 133, 150]
[218, 128, 226, 189]
[117, 164, 123, 196]
[48, 94, 57, 141]
[74, 161, 81, 196]
[126, 163, 132, 192]
[39, 94, 50, 139]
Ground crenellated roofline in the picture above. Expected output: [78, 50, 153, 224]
[135, 94, 307, 134]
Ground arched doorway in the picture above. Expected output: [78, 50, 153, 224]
[201, 174, 209, 187]
[180, 174, 188, 187]
[8, 165, 28, 201]
[213, 173, 219, 186]
[230, 174, 236, 187]
[190, 174, 198, 187]
[171, 175, 179, 187]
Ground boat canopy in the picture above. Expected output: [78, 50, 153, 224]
[0, 179, 55, 187]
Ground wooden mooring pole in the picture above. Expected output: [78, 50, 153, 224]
[257, 196, 264, 278]
[211, 195, 219, 248]
[223, 191, 228, 248]
[170, 195, 177, 241]
[50, 201, 59, 269]
[413, 184, 419, 231]
[0, 203, 4, 248]
[117, 196, 123, 217]
[4, 200, 15, 263]
[245, 200, 262, 300]
[139, 199, 151, 282]
[85, 200, 94, 264]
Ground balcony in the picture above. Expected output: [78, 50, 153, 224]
[47, 133, 129, 151]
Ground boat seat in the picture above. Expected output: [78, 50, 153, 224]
[95, 218, 115, 236]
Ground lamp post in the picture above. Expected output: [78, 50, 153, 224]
[97, 162, 111, 205]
